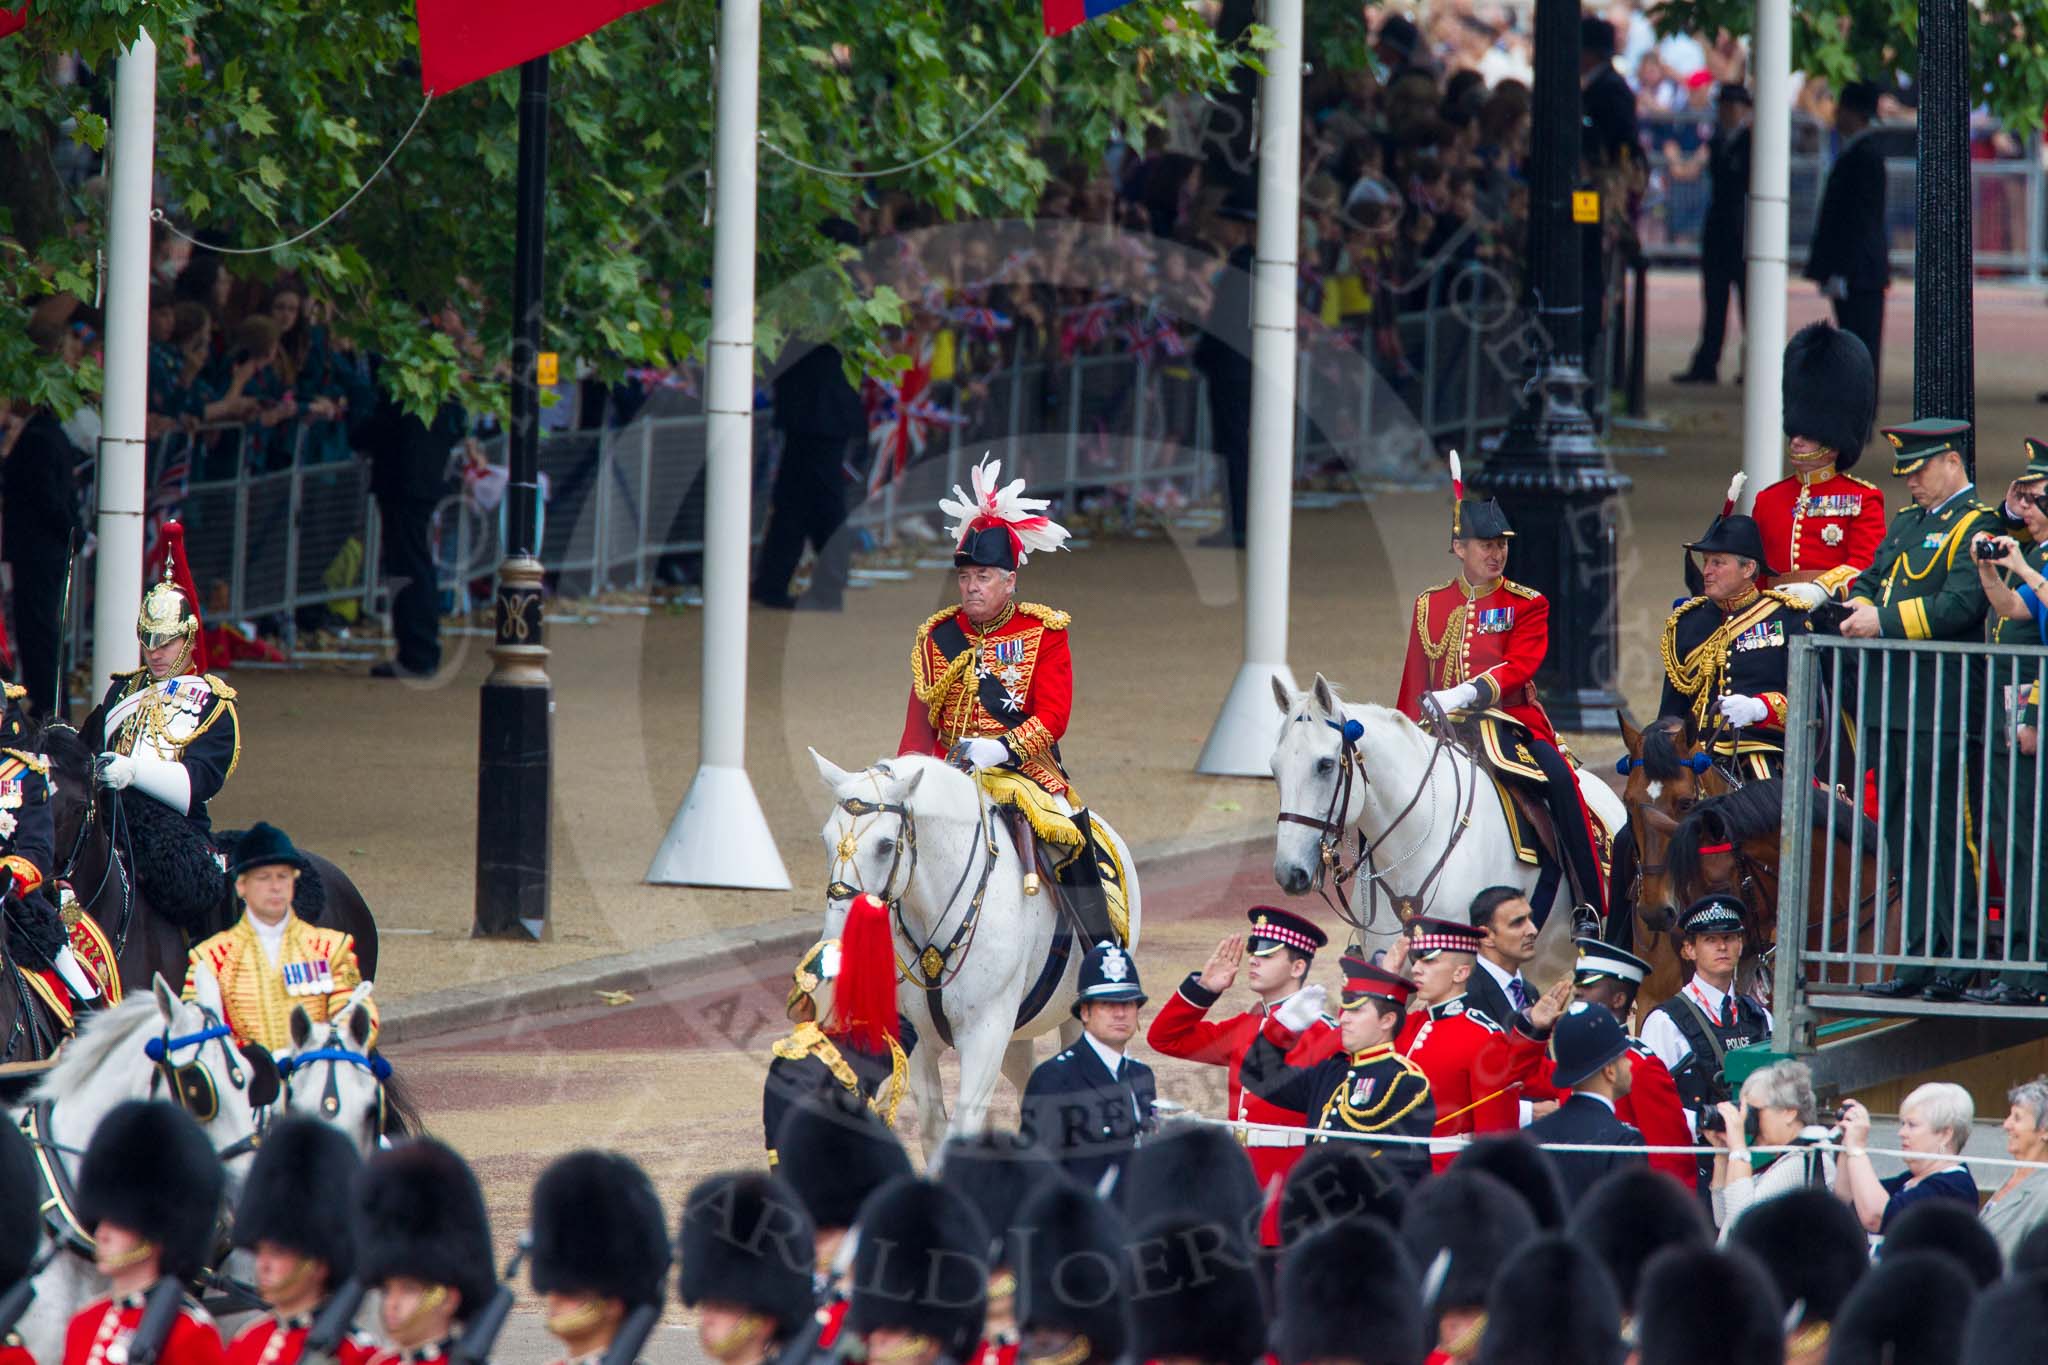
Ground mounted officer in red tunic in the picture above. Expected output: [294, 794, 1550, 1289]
[1395, 455, 1610, 918]
[898, 456, 1120, 950]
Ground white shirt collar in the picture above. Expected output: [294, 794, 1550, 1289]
[1081, 1030, 1126, 1075]
[1578, 1091, 1618, 1114]
[1476, 954, 1519, 992]
[249, 912, 291, 966]
[1686, 974, 1733, 1015]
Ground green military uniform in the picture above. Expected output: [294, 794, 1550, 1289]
[1847, 420, 1992, 997]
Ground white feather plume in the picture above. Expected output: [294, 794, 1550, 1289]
[1725, 471, 1747, 504]
[937, 454, 1072, 563]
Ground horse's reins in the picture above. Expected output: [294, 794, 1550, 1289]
[52, 746, 136, 958]
[1275, 717, 1365, 919]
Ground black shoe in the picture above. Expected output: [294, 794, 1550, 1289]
[1670, 369, 1717, 385]
[1860, 977, 1923, 998]
[1963, 981, 2040, 1006]
[1920, 976, 1967, 1003]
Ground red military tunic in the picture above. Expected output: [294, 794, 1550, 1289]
[1517, 1039, 1695, 1188]
[2, 1336, 33, 1365]
[1750, 465, 1886, 595]
[1397, 577, 1556, 745]
[900, 602, 1073, 796]
[226, 1314, 376, 1365]
[971, 1341, 1018, 1365]
[360, 1339, 455, 1365]
[1394, 997, 1545, 1173]
[66, 1294, 226, 1365]
[1146, 975, 1343, 1244]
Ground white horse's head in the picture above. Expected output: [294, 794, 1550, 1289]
[282, 985, 391, 1156]
[1270, 673, 1365, 896]
[813, 751, 974, 937]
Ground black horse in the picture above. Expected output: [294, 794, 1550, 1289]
[0, 918, 73, 1065]
[39, 723, 379, 995]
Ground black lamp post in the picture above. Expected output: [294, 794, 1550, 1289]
[1914, 0, 1975, 473]
[474, 53, 554, 939]
[1470, 0, 1632, 731]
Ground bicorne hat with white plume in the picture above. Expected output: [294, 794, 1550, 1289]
[940, 456, 1072, 572]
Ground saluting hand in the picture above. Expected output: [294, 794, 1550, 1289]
[1197, 934, 1243, 993]
[1526, 976, 1573, 1032]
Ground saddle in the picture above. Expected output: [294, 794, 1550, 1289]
[975, 769, 1130, 948]
[1447, 712, 1615, 882]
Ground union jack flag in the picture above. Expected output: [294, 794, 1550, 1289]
[1124, 307, 1189, 365]
[863, 338, 963, 494]
[946, 305, 1013, 341]
[1058, 298, 1121, 361]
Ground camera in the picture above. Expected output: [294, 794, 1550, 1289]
[1699, 1108, 1726, 1134]
[1976, 536, 2010, 561]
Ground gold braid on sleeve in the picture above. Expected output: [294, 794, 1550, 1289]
[1007, 717, 1057, 765]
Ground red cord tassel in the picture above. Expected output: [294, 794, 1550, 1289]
[834, 894, 900, 1053]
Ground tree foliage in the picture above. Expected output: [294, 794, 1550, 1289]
[0, 0, 1245, 417]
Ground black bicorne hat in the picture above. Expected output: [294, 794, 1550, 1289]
[1276, 1215, 1426, 1365]
[1454, 499, 1514, 541]
[354, 1137, 496, 1320]
[677, 1172, 816, 1342]
[530, 1150, 672, 1309]
[233, 1116, 364, 1282]
[1683, 514, 1779, 578]
[1782, 321, 1875, 470]
[77, 1100, 224, 1283]
[848, 1178, 990, 1360]
[955, 525, 1019, 571]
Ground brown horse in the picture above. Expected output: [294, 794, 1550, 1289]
[1615, 715, 1735, 1011]
[1658, 778, 1898, 1007]
[0, 924, 73, 1065]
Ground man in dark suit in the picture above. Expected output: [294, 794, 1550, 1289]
[1579, 18, 1639, 407]
[1022, 944, 1157, 1191]
[1804, 81, 1889, 389]
[1676, 84, 1753, 384]
[351, 352, 464, 679]
[1194, 195, 1256, 549]
[1526, 1001, 1647, 1205]
[1462, 886, 1536, 1030]
[2, 402, 83, 716]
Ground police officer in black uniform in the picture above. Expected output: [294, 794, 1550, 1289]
[1639, 895, 1772, 1192]
[1020, 944, 1157, 1191]
[1524, 1003, 1649, 1207]
[1238, 959, 1435, 1187]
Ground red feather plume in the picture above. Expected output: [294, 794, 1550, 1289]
[155, 521, 210, 675]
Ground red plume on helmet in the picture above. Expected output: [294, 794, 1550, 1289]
[833, 894, 900, 1053]
[155, 520, 209, 674]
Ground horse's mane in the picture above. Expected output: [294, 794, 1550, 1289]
[1640, 717, 1693, 782]
[37, 720, 92, 783]
[26, 994, 161, 1100]
[1667, 779, 1786, 892]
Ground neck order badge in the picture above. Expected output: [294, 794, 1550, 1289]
[415, 0, 663, 93]
[1043, 0, 1137, 37]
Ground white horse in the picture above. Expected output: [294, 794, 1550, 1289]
[1270, 674, 1626, 958]
[14, 978, 275, 1363]
[811, 752, 1143, 1157]
[280, 986, 413, 1156]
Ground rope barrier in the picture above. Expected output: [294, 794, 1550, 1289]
[1200, 1115, 2048, 1171]
[150, 91, 435, 257]
[759, 39, 1050, 180]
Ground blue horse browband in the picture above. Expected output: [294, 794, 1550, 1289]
[280, 1046, 391, 1080]
[144, 1023, 234, 1061]
[1615, 753, 1713, 776]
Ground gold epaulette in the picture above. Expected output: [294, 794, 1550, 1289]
[2, 682, 22, 700]
[1666, 596, 1710, 623]
[110, 667, 148, 682]
[771, 1022, 860, 1093]
[0, 748, 49, 776]
[1501, 580, 1543, 600]
[200, 674, 238, 701]
[912, 606, 956, 647]
[1762, 589, 1811, 612]
[1843, 471, 1880, 490]
[1015, 602, 1071, 630]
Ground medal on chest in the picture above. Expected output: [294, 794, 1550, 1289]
[1348, 1072, 1376, 1107]
[1474, 606, 1514, 635]
[282, 957, 335, 996]
[1732, 620, 1785, 653]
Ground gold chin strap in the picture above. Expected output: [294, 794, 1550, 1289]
[545, 1299, 608, 1340]
[1439, 1312, 1488, 1361]
[867, 1334, 937, 1365]
[98, 1240, 158, 1272]
[1027, 1337, 1090, 1365]
[261, 1255, 318, 1307]
[701, 1313, 769, 1363]
[395, 1284, 452, 1340]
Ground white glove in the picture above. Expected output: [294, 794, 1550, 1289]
[96, 752, 135, 790]
[1777, 580, 1830, 609]
[1274, 984, 1328, 1034]
[1716, 694, 1771, 728]
[958, 737, 1011, 769]
[1428, 683, 1480, 715]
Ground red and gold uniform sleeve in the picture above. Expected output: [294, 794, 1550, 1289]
[1146, 975, 1241, 1064]
[1396, 591, 1432, 720]
[899, 685, 941, 758]
[1469, 589, 1549, 712]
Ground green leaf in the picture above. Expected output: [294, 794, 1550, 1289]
[256, 155, 287, 190]
[1104, 15, 1140, 42]
[237, 100, 278, 138]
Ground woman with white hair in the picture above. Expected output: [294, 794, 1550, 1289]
[1836, 1082, 1978, 1234]
[1707, 1059, 1838, 1235]
[1980, 1076, 2048, 1259]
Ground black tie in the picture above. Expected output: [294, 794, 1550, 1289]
[1722, 997, 1735, 1030]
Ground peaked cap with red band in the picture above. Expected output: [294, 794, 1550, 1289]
[1339, 956, 1416, 1009]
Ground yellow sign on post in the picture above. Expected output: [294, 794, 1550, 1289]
[536, 351, 559, 387]
[1571, 190, 1600, 225]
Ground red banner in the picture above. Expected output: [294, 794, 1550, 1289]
[1, 5, 29, 41]
[415, 0, 661, 94]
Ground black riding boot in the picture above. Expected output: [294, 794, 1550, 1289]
[1054, 808, 1119, 949]
[1527, 742, 1608, 921]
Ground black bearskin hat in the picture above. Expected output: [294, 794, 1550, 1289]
[1127, 1212, 1267, 1365]
[677, 1173, 815, 1342]
[1634, 1245, 1784, 1365]
[1278, 1141, 1406, 1247]
[1275, 1216, 1425, 1365]
[1961, 1275, 2048, 1365]
[1880, 1196, 2003, 1289]
[233, 1116, 363, 1282]
[77, 1100, 223, 1282]
[1722, 1187, 1867, 1331]
[1475, 1234, 1624, 1365]
[354, 1137, 495, 1320]
[1403, 1170, 1538, 1314]
[0, 1116, 44, 1288]
[1014, 1179, 1130, 1364]
[1828, 1251, 1974, 1365]
[848, 1178, 989, 1360]
[774, 1086, 912, 1231]
[1450, 1137, 1568, 1230]
[936, 1130, 1062, 1270]
[1783, 321, 1875, 470]
[530, 1150, 671, 1309]
[1121, 1120, 1264, 1248]
[1567, 1169, 1709, 1313]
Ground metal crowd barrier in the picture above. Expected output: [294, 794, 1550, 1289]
[1773, 633, 2048, 1047]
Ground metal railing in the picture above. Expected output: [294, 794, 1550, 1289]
[1773, 634, 2048, 1048]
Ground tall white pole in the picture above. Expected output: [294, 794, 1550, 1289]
[646, 0, 789, 889]
[92, 30, 157, 692]
[1739, 0, 1791, 501]
[1196, 0, 1302, 776]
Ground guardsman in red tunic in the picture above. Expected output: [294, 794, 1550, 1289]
[529, 1152, 671, 1365]
[1385, 919, 1557, 1171]
[227, 1118, 373, 1365]
[1012, 1181, 1126, 1365]
[356, 1140, 497, 1365]
[1752, 321, 1886, 604]
[65, 1102, 226, 1365]
[900, 456, 1117, 949]
[678, 1174, 819, 1365]
[1145, 906, 1342, 1245]
[1396, 455, 1609, 917]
